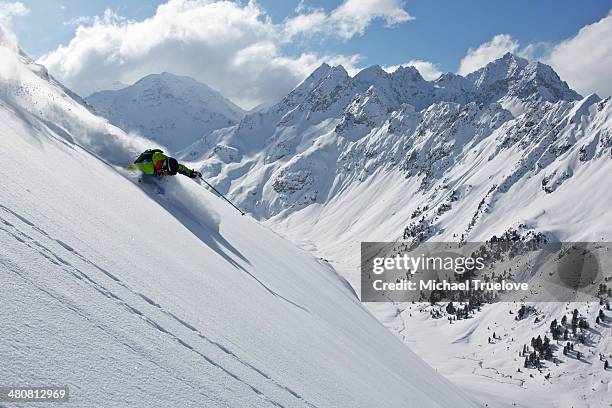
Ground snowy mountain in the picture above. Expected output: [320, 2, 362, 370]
[178, 53, 612, 406]
[86, 72, 245, 152]
[0, 35, 478, 407]
[184, 52, 599, 227]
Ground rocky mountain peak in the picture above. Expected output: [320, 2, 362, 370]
[465, 53, 581, 107]
[391, 65, 425, 82]
[466, 52, 529, 90]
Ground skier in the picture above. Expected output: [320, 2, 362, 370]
[128, 149, 245, 214]
[128, 149, 201, 179]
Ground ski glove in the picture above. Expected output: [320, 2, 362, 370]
[189, 170, 202, 179]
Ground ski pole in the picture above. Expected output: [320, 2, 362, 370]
[199, 176, 245, 216]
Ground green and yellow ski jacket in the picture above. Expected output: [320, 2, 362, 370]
[128, 150, 196, 177]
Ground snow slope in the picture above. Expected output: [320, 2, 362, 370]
[86, 72, 245, 152]
[0, 32, 476, 408]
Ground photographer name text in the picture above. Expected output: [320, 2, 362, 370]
[372, 279, 529, 292]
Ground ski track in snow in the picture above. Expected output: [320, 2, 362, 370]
[0, 203, 318, 408]
[0, 256, 223, 406]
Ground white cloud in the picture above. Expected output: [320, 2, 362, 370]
[545, 12, 612, 97]
[384, 59, 442, 80]
[0, 1, 28, 50]
[38, 0, 412, 108]
[0, 1, 28, 23]
[283, 9, 327, 40]
[284, 0, 413, 40]
[330, 0, 414, 39]
[458, 34, 519, 76]
[518, 41, 551, 61]
[63, 15, 95, 27]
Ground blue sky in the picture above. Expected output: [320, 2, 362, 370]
[13, 0, 610, 70]
[5, 0, 612, 107]
[263, 0, 610, 72]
